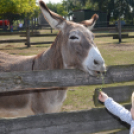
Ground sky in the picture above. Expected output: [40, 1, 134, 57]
[41, 0, 62, 4]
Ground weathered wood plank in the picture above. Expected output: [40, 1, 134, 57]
[95, 34, 128, 38]
[0, 39, 26, 43]
[0, 105, 130, 134]
[0, 32, 39, 36]
[20, 33, 57, 37]
[94, 85, 134, 107]
[104, 128, 129, 134]
[0, 64, 134, 93]
[113, 36, 134, 39]
[21, 33, 128, 38]
[113, 34, 129, 39]
[122, 29, 134, 32]
[114, 129, 129, 134]
[25, 41, 53, 45]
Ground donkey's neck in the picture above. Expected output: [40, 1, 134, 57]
[33, 32, 64, 70]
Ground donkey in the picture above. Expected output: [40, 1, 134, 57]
[0, 1, 106, 118]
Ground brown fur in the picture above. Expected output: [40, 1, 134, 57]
[80, 14, 99, 27]
[0, 1, 104, 118]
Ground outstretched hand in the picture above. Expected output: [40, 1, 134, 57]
[98, 91, 108, 102]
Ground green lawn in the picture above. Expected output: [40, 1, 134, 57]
[0, 29, 134, 112]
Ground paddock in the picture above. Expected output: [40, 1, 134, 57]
[0, 65, 133, 134]
[0, 28, 134, 134]
[1, 26, 134, 47]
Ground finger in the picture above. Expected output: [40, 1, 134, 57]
[98, 95, 101, 99]
[100, 91, 104, 96]
[99, 91, 102, 95]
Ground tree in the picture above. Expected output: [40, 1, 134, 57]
[0, 0, 39, 26]
[78, 0, 87, 6]
[127, 0, 134, 6]
[57, 4, 68, 16]
[46, 2, 68, 17]
[90, 0, 132, 25]
[84, 0, 95, 10]
[0, 0, 38, 15]
[46, 2, 58, 13]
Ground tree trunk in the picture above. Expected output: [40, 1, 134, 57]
[118, 16, 121, 43]
[9, 19, 13, 32]
[32, 17, 33, 33]
[107, 13, 110, 27]
[2, 20, 5, 31]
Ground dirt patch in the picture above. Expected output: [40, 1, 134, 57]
[5, 45, 14, 48]
[62, 105, 74, 111]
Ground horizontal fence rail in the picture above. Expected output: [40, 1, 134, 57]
[0, 64, 134, 93]
[95, 33, 128, 38]
[0, 32, 39, 36]
[20, 33, 57, 37]
[94, 85, 134, 107]
[0, 64, 133, 134]
[0, 105, 130, 134]
[25, 41, 53, 45]
[0, 39, 27, 43]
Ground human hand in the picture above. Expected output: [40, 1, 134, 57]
[131, 108, 134, 120]
[98, 91, 108, 102]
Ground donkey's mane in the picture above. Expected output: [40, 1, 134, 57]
[33, 31, 63, 70]
[51, 31, 62, 47]
[34, 31, 62, 59]
[49, 31, 64, 69]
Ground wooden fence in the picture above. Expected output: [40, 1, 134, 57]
[0, 64, 134, 134]
[0, 26, 134, 47]
[0, 25, 54, 47]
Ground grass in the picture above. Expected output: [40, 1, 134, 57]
[0, 29, 134, 113]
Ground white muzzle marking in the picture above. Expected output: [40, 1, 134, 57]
[83, 46, 106, 76]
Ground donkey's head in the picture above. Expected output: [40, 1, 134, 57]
[39, 1, 106, 76]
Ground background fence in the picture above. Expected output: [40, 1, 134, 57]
[1, 25, 134, 47]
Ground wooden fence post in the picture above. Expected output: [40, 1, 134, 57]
[118, 16, 122, 43]
[26, 25, 30, 47]
[2, 20, 5, 31]
[25, 18, 30, 47]
[32, 17, 34, 34]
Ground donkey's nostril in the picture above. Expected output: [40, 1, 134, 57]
[94, 60, 99, 65]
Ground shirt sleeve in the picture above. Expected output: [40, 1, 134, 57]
[104, 98, 132, 124]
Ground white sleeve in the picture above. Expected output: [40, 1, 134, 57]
[104, 98, 132, 124]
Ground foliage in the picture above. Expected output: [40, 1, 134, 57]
[84, 0, 96, 10]
[128, 0, 134, 7]
[89, 0, 133, 24]
[57, 4, 68, 16]
[0, 0, 39, 21]
[46, 2, 58, 13]
[43, 0, 134, 23]
[113, 0, 132, 19]
[46, 2, 68, 17]
[0, 0, 38, 14]
[78, 0, 87, 6]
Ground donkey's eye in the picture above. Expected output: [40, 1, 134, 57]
[69, 36, 79, 40]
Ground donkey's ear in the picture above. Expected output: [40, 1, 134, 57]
[39, 0, 65, 30]
[80, 14, 99, 30]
